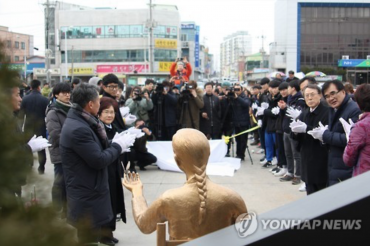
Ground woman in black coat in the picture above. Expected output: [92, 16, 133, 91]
[98, 97, 131, 245]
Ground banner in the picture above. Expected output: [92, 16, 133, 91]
[68, 67, 93, 75]
[338, 59, 370, 68]
[195, 25, 200, 68]
[96, 64, 149, 73]
[155, 39, 177, 49]
[158, 62, 173, 72]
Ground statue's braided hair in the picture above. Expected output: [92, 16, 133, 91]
[194, 165, 207, 225]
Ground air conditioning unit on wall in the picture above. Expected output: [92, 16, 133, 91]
[342, 55, 349, 60]
[366, 55, 370, 60]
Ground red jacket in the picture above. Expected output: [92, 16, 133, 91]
[343, 112, 370, 176]
[170, 62, 192, 81]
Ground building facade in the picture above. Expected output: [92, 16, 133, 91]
[270, 0, 370, 77]
[0, 26, 35, 64]
[46, 2, 180, 83]
[220, 31, 252, 79]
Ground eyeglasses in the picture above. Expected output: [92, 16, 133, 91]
[107, 85, 118, 90]
[304, 92, 319, 98]
[101, 110, 115, 115]
[324, 91, 340, 100]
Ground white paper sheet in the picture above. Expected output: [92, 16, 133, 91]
[147, 140, 241, 177]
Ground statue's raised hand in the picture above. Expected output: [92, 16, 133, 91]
[122, 171, 143, 197]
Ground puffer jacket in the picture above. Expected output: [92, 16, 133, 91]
[343, 112, 370, 177]
[322, 95, 362, 185]
[46, 101, 71, 164]
[125, 97, 154, 124]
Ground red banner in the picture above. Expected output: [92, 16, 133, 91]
[96, 64, 149, 73]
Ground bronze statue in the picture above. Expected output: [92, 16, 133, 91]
[122, 129, 247, 240]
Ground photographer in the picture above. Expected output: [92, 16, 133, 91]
[130, 120, 157, 170]
[152, 81, 178, 140]
[200, 82, 222, 139]
[177, 80, 204, 130]
[232, 84, 252, 161]
[170, 57, 192, 82]
[124, 86, 153, 126]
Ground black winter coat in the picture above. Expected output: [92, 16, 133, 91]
[200, 93, 222, 136]
[20, 90, 49, 138]
[275, 96, 287, 134]
[60, 108, 122, 227]
[232, 92, 251, 128]
[295, 102, 329, 184]
[152, 90, 178, 127]
[264, 93, 282, 133]
[104, 125, 126, 224]
[322, 95, 362, 186]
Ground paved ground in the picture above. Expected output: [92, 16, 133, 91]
[23, 140, 305, 246]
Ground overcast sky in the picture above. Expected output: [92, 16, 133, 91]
[0, 0, 276, 65]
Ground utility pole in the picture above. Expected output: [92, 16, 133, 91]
[71, 46, 74, 82]
[258, 35, 266, 68]
[147, 0, 156, 73]
[44, 0, 51, 84]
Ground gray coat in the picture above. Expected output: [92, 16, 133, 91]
[125, 97, 153, 124]
[45, 102, 69, 164]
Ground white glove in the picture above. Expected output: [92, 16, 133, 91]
[119, 106, 130, 117]
[272, 106, 280, 115]
[251, 103, 258, 110]
[27, 135, 51, 152]
[289, 120, 307, 133]
[307, 122, 328, 142]
[256, 107, 265, 116]
[261, 102, 269, 110]
[286, 107, 302, 120]
[125, 127, 145, 138]
[257, 119, 262, 127]
[339, 117, 355, 143]
[124, 114, 137, 126]
[112, 132, 136, 154]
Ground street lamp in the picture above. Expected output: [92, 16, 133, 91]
[64, 26, 73, 80]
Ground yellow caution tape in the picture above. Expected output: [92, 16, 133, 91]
[224, 125, 261, 144]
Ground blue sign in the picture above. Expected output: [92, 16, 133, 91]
[338, 59, 370, 68]
[181, 24, 195, 30]
[195, 26, 200, 68]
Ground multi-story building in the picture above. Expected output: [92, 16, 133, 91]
[45, 2, 180, 83]
[270, 0, 370, 84]
[220, 31, 252, 79]
[0, 26, 35, 64]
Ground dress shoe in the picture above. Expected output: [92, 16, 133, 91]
[112, 237, 119, 244]
[100, 237, 115, 246]
[139, 166, 147, 171]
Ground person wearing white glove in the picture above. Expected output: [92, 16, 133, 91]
[124, 114, 137, 126]
[261, 102, 269, 109]
[271, 106, 280, 115]
[307, 122, 328, 141]
[339, 117, 355, 143]
[257, 119, 262, 127]
[289, 120, 307, 133]
[286, 107, 302, 120]
[112, 132, 136, 153]
[27, 135, 52, 152]
[256, 107, 265, 116]
[125, 127, 145, 139]
[251, 102, 258, 110]
[119, 106, 130, 118]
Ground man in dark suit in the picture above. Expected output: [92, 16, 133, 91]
[20, 79, 49, 174]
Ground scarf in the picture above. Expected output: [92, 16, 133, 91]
[55, 99, 72, 114]
[72, 104, 108, 148]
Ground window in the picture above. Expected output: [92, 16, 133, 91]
[80, 26, 93, 38]
[7, 40, 11, 48]
[181, 34, 187, 41]
[21, 42, 25, 50]
[15, 41, 19, 49]
[130, 25, 143, 38]
[15, 56, 19, 61]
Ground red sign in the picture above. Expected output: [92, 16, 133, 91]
[96, 64, 149, 73]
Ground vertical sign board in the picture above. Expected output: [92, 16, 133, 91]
[195, 26, 200, 68]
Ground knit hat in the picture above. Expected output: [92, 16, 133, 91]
[278, 82, 289, 90]
[222, 81, 231, 88]
[88, 77, 102, 87]
[269, 79, 281, 88]
[102, 73, 120, 86]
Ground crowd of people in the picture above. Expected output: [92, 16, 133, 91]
[8, 58, 370, 245]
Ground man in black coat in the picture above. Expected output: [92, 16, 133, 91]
[60, 83, 136, 244]
[20, 79, 49, 174]
[200, 82, 222, 139]
[152, 81, 178, 140]
[309, 80, 361, 186]
[291, 84, 329, 195]
[232, 84, 251, 161]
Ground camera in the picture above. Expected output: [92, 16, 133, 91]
[155, 83, 164, 94]
[133, 90, 143, 101]
[178, 57, 184, 61]
[185, 83, 194, 90]
[226, 88, 235, 99]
